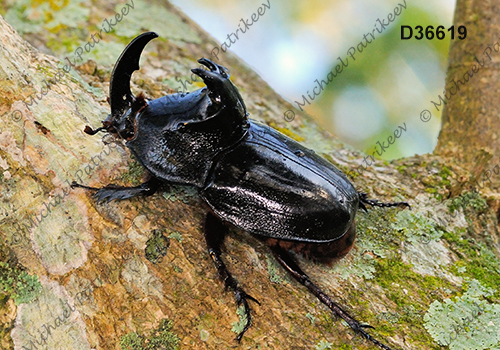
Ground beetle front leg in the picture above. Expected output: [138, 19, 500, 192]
[204, 213, 260, 342]
[270, 245, 396, 350]
[71, 177, 161, 203]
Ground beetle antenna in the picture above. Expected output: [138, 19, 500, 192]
[84, 125, 107, 135]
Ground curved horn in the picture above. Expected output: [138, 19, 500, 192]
[109, 31, 158, 118]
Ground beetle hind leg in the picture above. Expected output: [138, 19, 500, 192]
[358, 192, 410, 211]
[270, 245, 395, 350]
[71, 177, 161, 203]
[204, 213, 260, 342]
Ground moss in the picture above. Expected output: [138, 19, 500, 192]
[172, 265, 183, 273]
[421, 162, 456, 201]
[376, 259, 452, 302]
[395, 165, 407, 174]
[425, 187, 437, 194]
[373, 258, 455, 347]
[0, 261, 41, 305]
[146, 319, 180, 350]
[144, 229, 169, 264]
[438, 166, 452, 183]
[268, 122, 305, 142]
[168, 231, 183, 243]
[120, 332, 143, 350]
[337, 345, 353, 350]
[443, 230, 500, 295]
[46, 27, 82, 53]
[120, 319, 179, 350]
[447, 192, 488, 214]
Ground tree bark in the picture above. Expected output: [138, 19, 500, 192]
[436, 0, 500, 191]
[0, 1, 499, 350]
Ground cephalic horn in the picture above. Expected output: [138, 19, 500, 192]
[109, 31, 158, 119]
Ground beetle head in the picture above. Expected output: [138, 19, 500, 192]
[83, 31, 158, 139]
[83, 33, 248, 145]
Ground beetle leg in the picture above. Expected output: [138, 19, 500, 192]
[204, 213, 260, 342]
[71, 177, 161, 203]
[270, 245, 396, 350]
[359, 192, 410, 210]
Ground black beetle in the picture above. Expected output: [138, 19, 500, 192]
[72, 32, 409, 350]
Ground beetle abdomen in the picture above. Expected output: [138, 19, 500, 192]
[200, 121, 359, 243]
[264, 220, 356, 262]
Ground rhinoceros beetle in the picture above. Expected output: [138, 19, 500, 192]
[72, 32, 409, 350]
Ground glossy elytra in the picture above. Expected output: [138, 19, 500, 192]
[72, 32, 409, 350]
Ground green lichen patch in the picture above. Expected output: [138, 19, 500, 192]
[423, 279, 500, 350]
[314, 339, 333, 350]
[231, 305, 248, 336]
[122, 256, 163, 298]
[392, 210, 443, 244]
[162, 185, 197, 203]
[11, 278, 91, 350]
[0, 261, 41, 305]
[324, 207, 399, 284]
[199, 329, 209, 342]
[330, 206, 402, 281]
[144, 229, 169, 264]
[120, 319, 179, 350]
[265, 254, 286, 284]
[335, 252, 377, 280]
[305, 312, 316, 324]
[32, 197, 93, 275]
[446, 191, 488, 222]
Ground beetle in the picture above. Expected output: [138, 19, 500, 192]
[72, 32, 409, 350]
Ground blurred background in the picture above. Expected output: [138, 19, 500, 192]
[170, 0, 455, 160]
[1, 0, 455, 160]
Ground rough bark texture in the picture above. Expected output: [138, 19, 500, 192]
[0, 1, 499, 350]
[436, 0, 500, 191]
